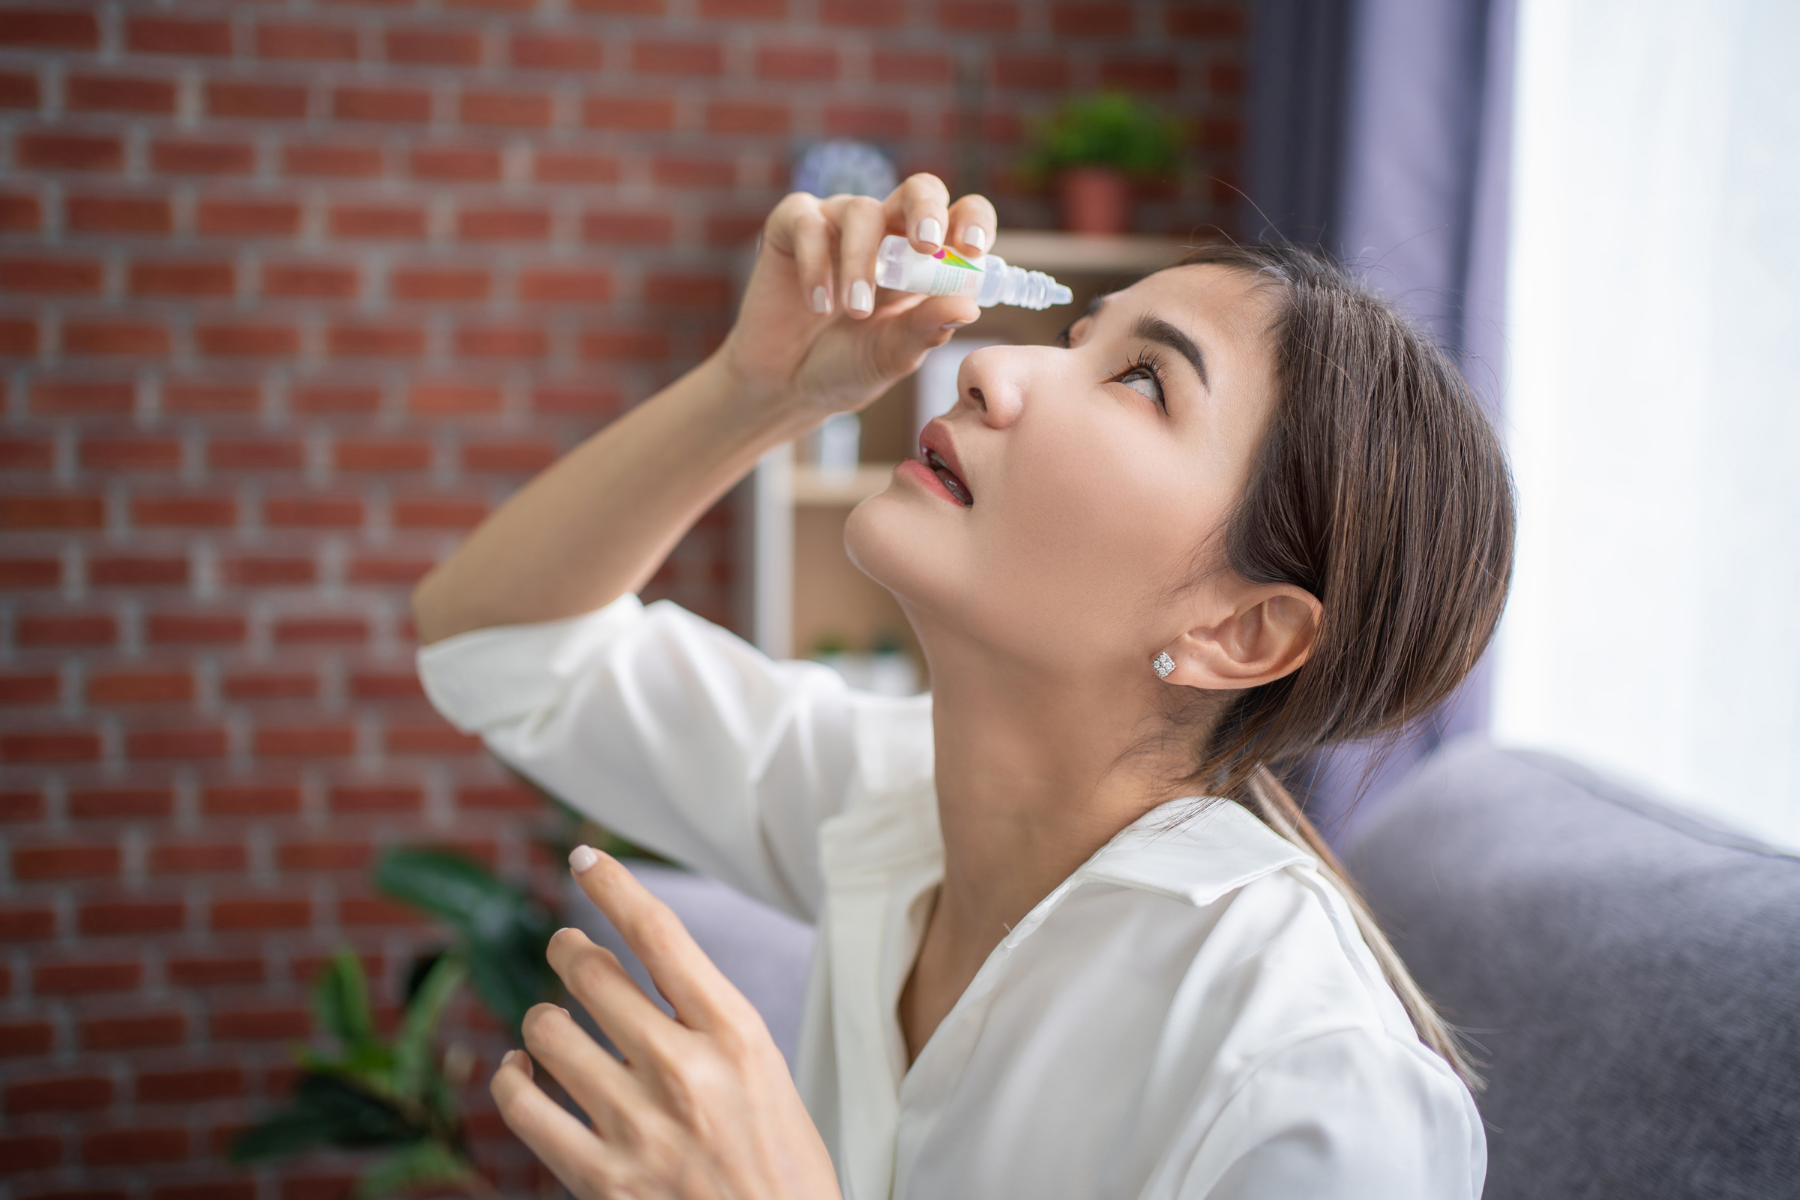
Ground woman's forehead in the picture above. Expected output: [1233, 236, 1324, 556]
[1087, 264, 1274, 354]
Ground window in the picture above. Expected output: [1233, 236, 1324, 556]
[1496, 0, 1800, 847]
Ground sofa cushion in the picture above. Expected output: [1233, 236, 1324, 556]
[1342, 736, 1800, 1200]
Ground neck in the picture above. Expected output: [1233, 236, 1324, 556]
[909, 611, 1205, 970]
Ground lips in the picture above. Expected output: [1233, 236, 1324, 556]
[918, 421, 973, 507]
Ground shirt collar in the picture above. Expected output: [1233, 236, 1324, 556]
[843, 696, 1310, 910]
[1077, 796, 1316, 907]
[979, 797, 1315, 954]
[825, 769, 1312, 908]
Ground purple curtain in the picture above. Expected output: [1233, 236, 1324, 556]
[1245, 0, 1517, 846]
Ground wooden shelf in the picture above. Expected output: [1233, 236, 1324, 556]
[791, 463, 897, 507]
[990, 231, 1194, 275]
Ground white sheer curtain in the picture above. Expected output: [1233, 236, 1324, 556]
[1497, 0, 1800, 846]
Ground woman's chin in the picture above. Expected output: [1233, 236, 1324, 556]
[843, 487, 957, 607]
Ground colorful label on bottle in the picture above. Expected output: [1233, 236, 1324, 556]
[924, 246, 983, 298]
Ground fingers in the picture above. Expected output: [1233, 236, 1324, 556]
[567, 848, 750, 1034]
[492, 1049, 624, 1200]
[946, 191, 999, 257]
[519, 1001, 646, 1143]
[884, 173, 994, 255]
[763, 192, 835, 317]
[791, 205, 834, 317]
[545, 926, 676, 1065]
[764, 175, 995, 324]
[828, 193, 886, 319]
[886, 172, 952, 255]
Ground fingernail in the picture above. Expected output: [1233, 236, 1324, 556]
[811, 285, 830, 314]
[965, 226, 987, 253]
[940, 320, 971, 330]
[849, 279, 873, 314]
[917, 216, 942, 247]
[501, 1049, 518, 1068]
[569, 844, 599, 874]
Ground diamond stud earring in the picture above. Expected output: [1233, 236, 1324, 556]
[1152, 652, 1176, 680]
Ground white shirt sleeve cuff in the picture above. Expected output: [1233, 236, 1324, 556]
[415, 592, 646, 734]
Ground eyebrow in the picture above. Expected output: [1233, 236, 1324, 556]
[1060, 294, 1211, 392]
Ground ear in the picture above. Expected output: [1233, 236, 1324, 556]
[1159, 586, 1322, 691]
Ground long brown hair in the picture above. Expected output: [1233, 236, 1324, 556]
[1170, 242, 1515, 1089]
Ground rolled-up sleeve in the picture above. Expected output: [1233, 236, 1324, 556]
[418, 595, 872, 921]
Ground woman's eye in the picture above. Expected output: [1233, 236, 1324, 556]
[1120, 368, 1163, 404]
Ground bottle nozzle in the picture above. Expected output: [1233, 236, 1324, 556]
[984, 257, 1075, 310]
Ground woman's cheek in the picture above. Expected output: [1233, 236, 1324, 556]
[974, 467, 1159, 640]
[1014, 441, 1168, 577]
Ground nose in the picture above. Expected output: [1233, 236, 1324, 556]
[955, 344, 1032, 429]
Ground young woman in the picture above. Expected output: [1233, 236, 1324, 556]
[413, 174, 1513, 1200]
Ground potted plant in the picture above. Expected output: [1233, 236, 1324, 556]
[230, 948, 494, 1198]
[231, 847, 559, 1197]
[230, 792, 806, 1194]
[1019, 92, 1185, 234]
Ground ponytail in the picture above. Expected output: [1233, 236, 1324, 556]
[1243, 766, 1485, 1092]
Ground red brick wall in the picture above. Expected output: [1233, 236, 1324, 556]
[0, 1, 1246, 1195]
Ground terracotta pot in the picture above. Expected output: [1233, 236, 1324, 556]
[1057, 165, 1131, 234]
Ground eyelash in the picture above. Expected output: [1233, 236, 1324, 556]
[1051, 326, 1168, 412]
[1112, 349, 1168, 411]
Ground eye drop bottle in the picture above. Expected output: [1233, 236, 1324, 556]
[874, 234, 1074, 310]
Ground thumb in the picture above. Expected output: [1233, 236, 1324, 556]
[872, 294, 982, 378]
[909, 293, 980, 334]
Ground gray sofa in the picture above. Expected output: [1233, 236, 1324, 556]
[1344, 737, 1800, 1200]
[565, 737, 1800, 1197]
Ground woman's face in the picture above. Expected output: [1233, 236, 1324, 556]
[846, 264, 1282, 679]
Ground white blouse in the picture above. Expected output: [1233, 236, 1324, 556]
[418, 595, 1486, 1200]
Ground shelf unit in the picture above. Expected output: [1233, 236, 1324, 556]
[749, 231, 1195, 669]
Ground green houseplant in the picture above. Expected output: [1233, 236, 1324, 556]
[230, 948, 494, 1198]
[231, 847, 559, 1197]
[1019, 92, 1185, 234]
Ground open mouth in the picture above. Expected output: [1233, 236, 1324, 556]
[923, 446, 973, 507]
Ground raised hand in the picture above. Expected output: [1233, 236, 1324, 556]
[491, 847, 842, 1200]
[719, 172, 997, 420]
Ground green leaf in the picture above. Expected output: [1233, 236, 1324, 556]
[375, 848, 518, 932]
[313, 946, 376, 1049]
[354, 1139, 476, 1199]
[229, 1101, 346, 1161]
[393, 953, 467, 1103]
[375, 847, 556, 1035]
[230, 1073, 422, 1161]
[403, 949, 449, 1005]
[301, 1040, 401, 1101]
[1019, 91, 1185, 181]
[463, 941, 552, 1035]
